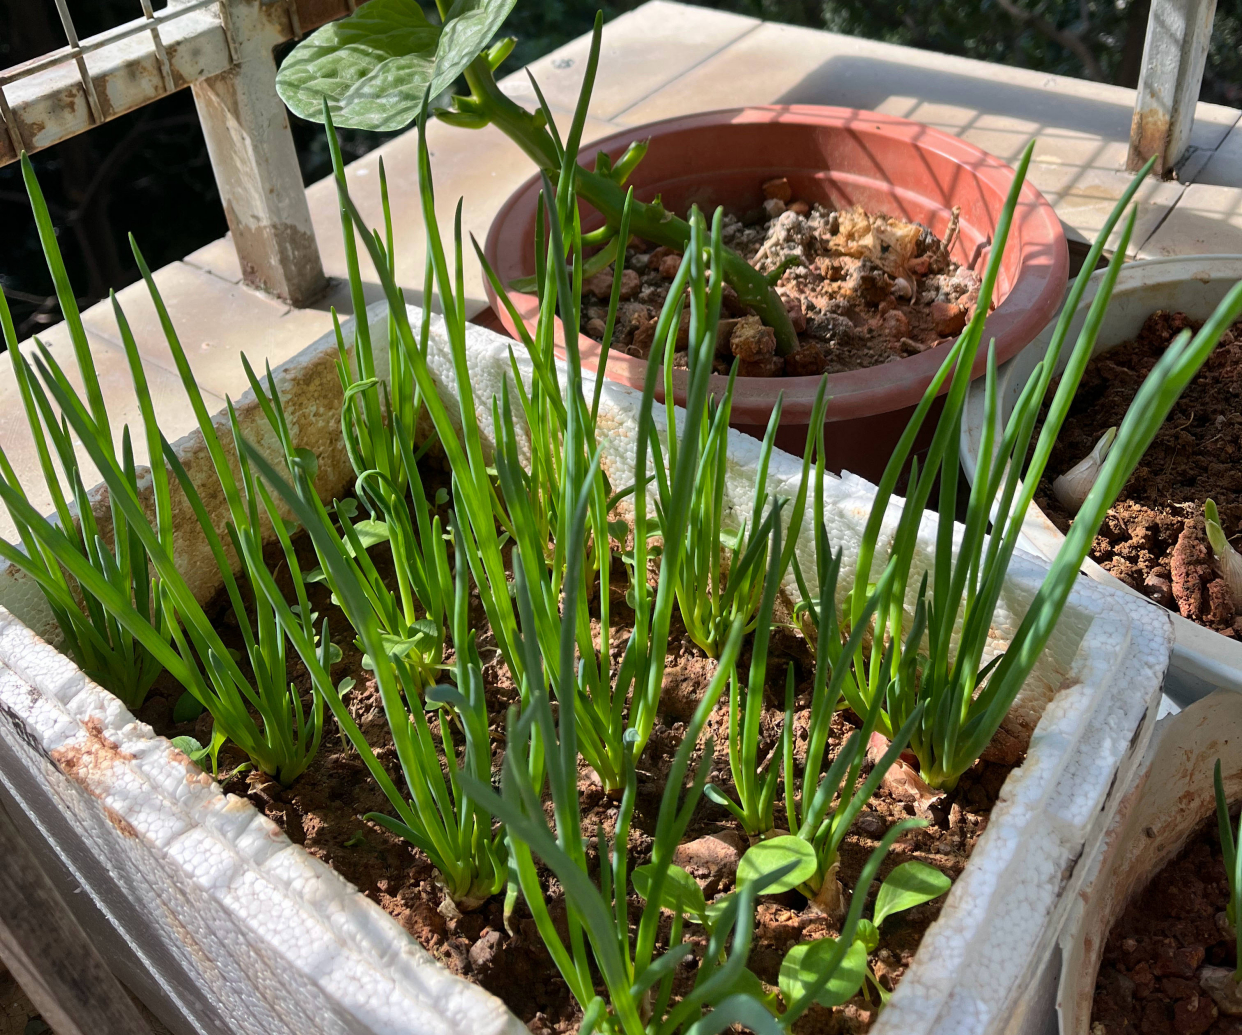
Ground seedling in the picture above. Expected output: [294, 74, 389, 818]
[0, 156, 170, 710]
[1216, 759, 1242, 982]
[733, 816, 941, 1024]
[278, 8, 803, 354]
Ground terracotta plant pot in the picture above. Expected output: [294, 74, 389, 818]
[484, 105, 1068, 480]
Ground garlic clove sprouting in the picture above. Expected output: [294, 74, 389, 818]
[1204, 499, 1242, 612]
[1053, 426, 1117, 514]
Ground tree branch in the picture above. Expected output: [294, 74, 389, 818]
[993, 0, 1106, 80]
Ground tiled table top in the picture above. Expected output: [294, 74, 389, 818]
[4, 0, 1241, 534]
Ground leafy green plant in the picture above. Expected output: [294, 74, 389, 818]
[1215, 759, 1242, 983]
[657, 346, 827, 660]
[476, 71, 639, 790]
[703, 514, 791, 837]
[277, 7, 803, 354]
[0, 156, 171, 710]
[852, 860, 951, 1006]
[777, 855, 949, 1012]
[236, 337, 505, 905]
[277, 168, 454, 691]
[326, 118, 436, 497]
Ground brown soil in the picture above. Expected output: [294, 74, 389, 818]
[580, 179, 980, 378]
[1035, 310, 1242, 637]
[1091, 812, 1241, 1035]
[139, 469, 1014, 1033]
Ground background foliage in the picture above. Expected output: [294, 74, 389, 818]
[1, 0, 1239, 341]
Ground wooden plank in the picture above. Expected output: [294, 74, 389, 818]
[0, 798, 152, 1035]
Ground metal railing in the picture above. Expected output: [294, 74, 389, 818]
[0, 0, 1224, 310]
[0, 0, 364, 306]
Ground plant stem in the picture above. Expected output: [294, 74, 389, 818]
[461, 58, 801, 355]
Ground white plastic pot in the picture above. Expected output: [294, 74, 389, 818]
[1056, 690, 1242, 1035]
[0, 305, 1174, 1035]
[960, 256, 1242, 707]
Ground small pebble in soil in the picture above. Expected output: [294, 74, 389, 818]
[855, 811, 887, 839]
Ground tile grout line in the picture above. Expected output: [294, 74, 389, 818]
[1132, 182, 1187, 255]
[609, 20, 763, 124]
[66, 300, 247, 406]
[1181, 109, 1242, 186]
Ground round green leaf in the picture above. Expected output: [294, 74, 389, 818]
[171, 735, 208, 763]
[173, 690, 205, 723]
[737, 836, 818, 894]
[276, 0, 440, 131]
[855, 918, 879, 953]
[779, 937, 867, 1008]
[631, 863, 706, 917]
[275, 0, 518, 132]
[873, 860, 952, 928]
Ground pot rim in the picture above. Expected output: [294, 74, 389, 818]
[483, 104, 1069, 423]
[960, 254, 1242, 696]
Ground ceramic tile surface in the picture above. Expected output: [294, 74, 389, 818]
[80, 261, 337, 400]
[1196, 121, 1242, 190]
[1139, 184, 1242, 257]
[0, 321, 222, 540]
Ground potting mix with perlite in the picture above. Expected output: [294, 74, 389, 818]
[577, 181, 979, 378]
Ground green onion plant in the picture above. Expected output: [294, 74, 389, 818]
[461, 525, 783, 1035]
[808, 145, 1242, 792]
[1216, 759, 1242, 983]
[0, 156, 171, 710]
[657, 344, 828, 661]
[239, 421, 506, 906]
[0, 158, 324, 784]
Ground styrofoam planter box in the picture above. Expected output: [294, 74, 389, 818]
[960, 256, 1242, 708]
[0, 303, 1174, 1035]
[1057, 691, 1242, 1035]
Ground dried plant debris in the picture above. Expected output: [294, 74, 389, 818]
[580, 185, 980, 377]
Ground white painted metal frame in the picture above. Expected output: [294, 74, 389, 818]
[1127, 0, 1220, 176]
[0, 0, 1223, 295]
[0, 0, 328, 306]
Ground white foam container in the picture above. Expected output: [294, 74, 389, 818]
[1056, 691, 1242, 1035]
[960, 256, 1242, 708]
[0, 304, 1175, 1035]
